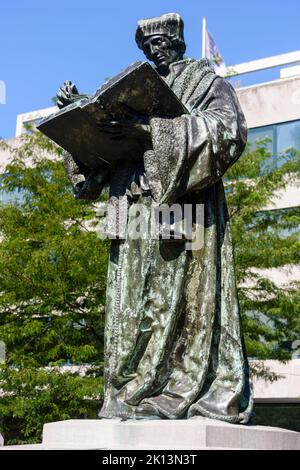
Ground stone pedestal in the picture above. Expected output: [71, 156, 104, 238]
[2, 417, 300, 450]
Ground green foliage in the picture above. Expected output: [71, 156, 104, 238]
[0, 367, 102, 444]
[0, 133, 108, 444]
[226, 139, 300, 363]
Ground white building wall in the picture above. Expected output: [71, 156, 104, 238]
[235, 75, 300, 211]
[15, 107, 56, 137]
[236, 75, 300, 129]
[253, 360, 300, 403]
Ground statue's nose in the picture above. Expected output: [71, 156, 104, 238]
[149, 43, 159, 55]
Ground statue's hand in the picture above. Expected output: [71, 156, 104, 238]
[62, 151, 109, 201]
[97, 120, 152, 151]
[62, 150, 87, 187]
[56, 80, 80, 109]
[97, 120, 152, 144]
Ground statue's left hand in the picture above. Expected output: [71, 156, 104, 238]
[57, 80, 80, 109]
[97, 120, 151, 140]
[97, 120, 152, 150]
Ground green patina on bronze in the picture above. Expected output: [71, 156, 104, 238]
[60, 13, 253, 423]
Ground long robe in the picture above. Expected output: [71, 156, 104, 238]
[69, 58, 253, 423]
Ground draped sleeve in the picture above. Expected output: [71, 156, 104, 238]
[143, 77, 247, 204]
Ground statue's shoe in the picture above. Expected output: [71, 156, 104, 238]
[134, 402, 165, 420]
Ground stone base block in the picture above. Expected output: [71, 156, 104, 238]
[2, 417, 300, 450]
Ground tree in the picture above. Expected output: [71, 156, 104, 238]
[0, 132, 108, 444]
[0, 131, 299, 444]
[226, 139, 300, 371]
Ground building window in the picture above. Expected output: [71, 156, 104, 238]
[277, 120, 300, 167]
[249, 119, 300, 169]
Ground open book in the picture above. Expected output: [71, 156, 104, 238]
[37, 62, 188, 170]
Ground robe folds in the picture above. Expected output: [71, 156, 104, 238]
[70, 58, 254, 423]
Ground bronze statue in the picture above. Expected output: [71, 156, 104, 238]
[58, 13, 253, 423]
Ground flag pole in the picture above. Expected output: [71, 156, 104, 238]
[202, 17, 206, 59]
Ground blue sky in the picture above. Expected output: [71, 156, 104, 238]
[0, 0, 300, 138]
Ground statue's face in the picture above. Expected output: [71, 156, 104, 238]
[142, 34, 181, 74]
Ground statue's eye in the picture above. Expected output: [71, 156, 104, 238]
[152, 38, 162, 46]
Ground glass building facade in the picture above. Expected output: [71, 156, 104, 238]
[249, 119, 300, 168]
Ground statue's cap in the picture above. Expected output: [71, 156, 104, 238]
[135, 13, 184, 49]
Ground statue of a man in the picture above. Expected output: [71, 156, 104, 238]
[59, 13, 253, 423]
